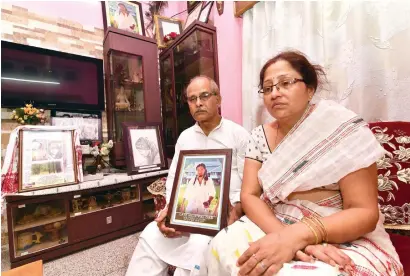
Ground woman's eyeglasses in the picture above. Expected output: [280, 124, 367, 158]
[187, 92, 217, 103]
[258, 78, 304, 95]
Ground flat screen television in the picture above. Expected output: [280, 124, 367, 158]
[1, 40, 105, 111]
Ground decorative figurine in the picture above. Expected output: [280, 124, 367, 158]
[88, 196, 98, 210]
[115, 86, 131, 110]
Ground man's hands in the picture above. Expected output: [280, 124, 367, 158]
[155, 207, 182, 238]
[228, 202, 243, 225]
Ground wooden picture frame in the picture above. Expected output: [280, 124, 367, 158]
[187, 1, 201, 14]
[199, 1, 214, 23]
[18, 129, 79, 192]
[154, 15, 183, 49]
[234, 1, 258, 17]
[184, 2, 202, 30]
[166, 149, 232, 236]
[122, 122, 168, 175]
[101, 1, 145, 36]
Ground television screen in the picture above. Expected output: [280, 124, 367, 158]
[1, 41, 105, 111]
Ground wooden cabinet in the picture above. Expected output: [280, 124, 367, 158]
[6, 173, 164, 268]
[103, 27, 162, 167]
[159, 21, 219, 158]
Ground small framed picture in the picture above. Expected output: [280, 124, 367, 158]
[51, 110, 102, 144]
[199, 2, 214, 23]
[19, 129, 79, 192]
[184, 2, 202, 30]
[154, 15, 183, 48]
[101, 1, 145, 36]
[166, 149, 232, 236]
[122, 122, 167, 175]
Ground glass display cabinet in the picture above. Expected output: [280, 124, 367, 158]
[103, 27, 162, 167]
[159, 21, 219, 158]
[10, 199, 67, 259]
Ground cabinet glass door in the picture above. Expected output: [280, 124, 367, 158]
[108, 50, 145, 141]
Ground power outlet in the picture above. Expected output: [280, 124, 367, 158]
[106, 216, 112, 224]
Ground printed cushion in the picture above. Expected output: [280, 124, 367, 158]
[369, 121, 410, 229]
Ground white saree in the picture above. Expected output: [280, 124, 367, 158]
[200, 100, 403, 276]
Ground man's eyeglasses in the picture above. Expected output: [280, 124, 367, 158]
[187, 92, 217, 103]
[258, 78, 304, 95]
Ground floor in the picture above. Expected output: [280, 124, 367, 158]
[1, 232, 140, 276]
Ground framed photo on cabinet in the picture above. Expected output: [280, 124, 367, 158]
[154, 15, 183, 48]
[166, 149, 232, 236]
[101, 1, 145, 36]
[122, 122, 167, 175]
[19, 129, 79, 192]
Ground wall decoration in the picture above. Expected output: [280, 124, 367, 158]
[154, 15, 183, 48]
[101, 1, 145, 36]
[166, 149, 232, 236]
[216, 1, 224, 16]
[234, 1, 258, 17]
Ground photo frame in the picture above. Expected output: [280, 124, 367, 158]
[122, 122, 168, 175]
[184, 2, 202, 30]
[19, 129, 79, 192]
[101, 1, 145, 36]
[154, 15, 183, 49]
[166, 149, 232, 236]
[199, 2, 214, 23]
[187, 1, 201, 14]
[51, 110, 102, 145]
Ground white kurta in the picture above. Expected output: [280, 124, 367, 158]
[184, 177, 216, 215]
[129, 118, 251, 274]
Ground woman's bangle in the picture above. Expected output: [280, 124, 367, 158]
[301, 218, 320, 244]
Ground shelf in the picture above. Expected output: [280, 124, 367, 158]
[70, 199, 139, 217]
[15, 235, 68, 258]
[14, 216, 66, 232]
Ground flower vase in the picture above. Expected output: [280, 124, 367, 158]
[93, 155, 106, 172]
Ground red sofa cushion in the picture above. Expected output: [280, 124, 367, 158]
[369, 121, 410, 228]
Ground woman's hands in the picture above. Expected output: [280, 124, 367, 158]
[237, 232, 298, 275]
[296, 244, 355, 273]
[237, 229, 355, 275]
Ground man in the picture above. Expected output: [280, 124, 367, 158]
[114, 2, 138, 33]
[181, 163, 216, 215]
[125, 76, 251, 276]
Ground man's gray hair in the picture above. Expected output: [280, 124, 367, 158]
[185, 75, 220, 96]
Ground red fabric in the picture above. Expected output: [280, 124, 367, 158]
[369, 121, 410, 226]
[389, 233, 410, 275]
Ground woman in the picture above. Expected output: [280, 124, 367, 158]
[134, 137, 160, 166]
[201, 51, 403, 275]
[181, 163, 217, 216]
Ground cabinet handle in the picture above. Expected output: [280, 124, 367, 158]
[106, 216, 112, 224]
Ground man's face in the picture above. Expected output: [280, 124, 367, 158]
[186, 78, 221, 123]
[119, 4, 127, 13]
[196, 166, 205, 177]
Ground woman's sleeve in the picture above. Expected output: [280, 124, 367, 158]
[245, 127, 263, 163]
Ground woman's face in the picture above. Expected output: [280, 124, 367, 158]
[262, 60, 314, 121]
[138, 148, 150, 157]
[196, 166, 205, 177]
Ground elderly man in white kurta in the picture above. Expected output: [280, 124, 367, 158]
[125, 76, 251, 276]
[182, 163, 216, 215]
[114, 3, 138, 32]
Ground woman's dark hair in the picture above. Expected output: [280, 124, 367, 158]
[259, 50, 327, 93]
[194, 163, 209, 183]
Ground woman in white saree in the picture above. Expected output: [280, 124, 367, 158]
[200, 51, 403, 276]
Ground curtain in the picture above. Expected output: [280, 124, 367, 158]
[242, 1, 410, 131]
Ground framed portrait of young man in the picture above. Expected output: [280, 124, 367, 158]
[166, 149, 232, 236]
[122, 122, 168, 175]
[101, 1, 145, 36]
[19, 129, 79, 192]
